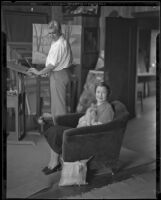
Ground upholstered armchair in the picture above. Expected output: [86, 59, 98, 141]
[55, 100, 130, 174]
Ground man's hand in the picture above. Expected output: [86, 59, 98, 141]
[27, 68, 40, 76]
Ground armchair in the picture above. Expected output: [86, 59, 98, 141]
[55, 100, 130, 173]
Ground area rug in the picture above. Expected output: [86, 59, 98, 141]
[6, 131, 155, 199]
[63, 170, 156, 199]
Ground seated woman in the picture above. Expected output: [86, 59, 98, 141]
[42, 82, 114, 175]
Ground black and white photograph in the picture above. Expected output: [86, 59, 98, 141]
[1, 1, 160, 199]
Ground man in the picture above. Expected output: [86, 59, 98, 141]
[28, 20, 73, 124]
[28, 20, 73, 174]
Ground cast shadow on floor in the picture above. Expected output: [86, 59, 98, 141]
[28, 160, 155, 199]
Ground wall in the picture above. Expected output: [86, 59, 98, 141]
[1, 5, 52, 33]
[99, 5, 160, 51]
[51, 6, 63, 23]
[150, 30, 160, 70]
[49, 5, 160, 52]
[2, 5, 159, 49]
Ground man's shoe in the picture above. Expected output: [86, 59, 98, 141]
[42, 166, 49, 173]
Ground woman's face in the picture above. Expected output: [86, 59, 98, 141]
[95, 86, 108, 104]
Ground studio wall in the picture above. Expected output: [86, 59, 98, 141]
[99, 5, 160, 50]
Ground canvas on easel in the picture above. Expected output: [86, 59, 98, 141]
[32, 23, 82, 65]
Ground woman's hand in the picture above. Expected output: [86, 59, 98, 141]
[27, 68, 40, 76]
[91, 121, 102, 125]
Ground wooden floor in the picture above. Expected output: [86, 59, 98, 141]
[123, 95, 156, 160]
[29, 95, 156, 199]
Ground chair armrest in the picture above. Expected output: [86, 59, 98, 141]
[55, 112, 84, 127]
[63, 115, 129, 137]
[62, 117, 129, 162]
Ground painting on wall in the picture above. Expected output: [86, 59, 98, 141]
[32, 24, 82, 65]
[62, 5, 100, 16]
[84, 28, 98, 53]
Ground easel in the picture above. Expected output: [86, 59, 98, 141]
[7, 61, 34, 145]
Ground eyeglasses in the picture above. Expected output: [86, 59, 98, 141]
[48, 31, 57, 35]
[48, 32, 54, 35]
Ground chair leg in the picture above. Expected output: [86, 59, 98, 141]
[111, 167, 118, 176]
[137, 91, 143, 112]
[111, 160, 119, 175]
[140, 91, 143, 112]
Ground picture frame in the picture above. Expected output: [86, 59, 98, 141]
[62, 5, 100, 16]
[84, 27, 99, 53]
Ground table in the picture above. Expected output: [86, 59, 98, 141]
[137, 73, 156, 97]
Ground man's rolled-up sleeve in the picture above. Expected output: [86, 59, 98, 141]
[46, 44, 62, 68]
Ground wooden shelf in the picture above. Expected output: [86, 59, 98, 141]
[63, 13, 100, 17]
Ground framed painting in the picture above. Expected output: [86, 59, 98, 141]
[84, 27, 99, 53]
[62, 5, 100, 16]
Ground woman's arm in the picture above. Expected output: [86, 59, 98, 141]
[91, 121, 102, 125]
[98, 104, 114, 124]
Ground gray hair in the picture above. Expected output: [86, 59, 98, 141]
[48, 20, 62, 35]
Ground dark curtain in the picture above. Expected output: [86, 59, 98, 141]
[4, 11, 48, 42]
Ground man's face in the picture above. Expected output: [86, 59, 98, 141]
[48, 28, 58, 41]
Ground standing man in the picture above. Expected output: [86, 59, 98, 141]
[28, 20, 73, 124]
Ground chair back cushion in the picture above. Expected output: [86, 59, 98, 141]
[111, 100, 129, 121]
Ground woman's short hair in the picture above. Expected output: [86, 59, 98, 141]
[48, 20, 62, 35]
[95, 82, 111, 97]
